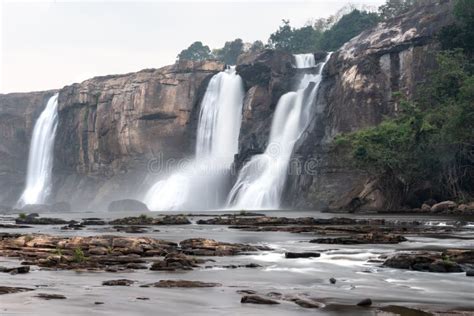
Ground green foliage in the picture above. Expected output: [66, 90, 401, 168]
[54, 247, 63, 256]
[320, 10, 380, 51]
[177, 41, 212, 61]
[18, 213, 27, 220]
[268, 20, 323, 53]
[378, 0, 416, 20]
[213, 38, 244, 65]
[439, 0, 474, 55]
[268, 10, 379, 53]
[249, 40, 265, 53]
[73, 247, 85, 263]
[334, 50, 474, 201]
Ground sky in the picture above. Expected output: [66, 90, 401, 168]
[0, 0, 385, 93]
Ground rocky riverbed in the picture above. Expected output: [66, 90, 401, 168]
[0, 210, 473, 315]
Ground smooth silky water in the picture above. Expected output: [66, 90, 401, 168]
[0, 211, 473, 315]
[227, 54, 330, 209]
[143, 67, 244, 211]
[17, 94, 59, 207]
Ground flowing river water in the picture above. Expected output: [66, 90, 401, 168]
[1, 211, 473, 315]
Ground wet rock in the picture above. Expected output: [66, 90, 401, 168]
[310, 233, 406, 245]
[465, 270, 474, 277]
[357, 298, 372, 306]
[156, 215, 191, 225]
[383, 250, 471, 272]
[0, 224, 31, 229]
[180, 238, 266, 256]
[109, 215, 190, 226]
[236, 290, 257, 295]
[285, 252, 320, 259]
[329, 277, 336, 284]
[0, 286, 34, 295]
[136, 297, 149, 300]
[431, 201, 457, 213]
[292, 298, 324, 308]
[1, 265, 30, 274]
[113, 225, 148, 233]
[150, 253, 203, 271]
[421, 203, 431, 212]
[241, 295, 280, 305]
[145, 280, 221, 288]
[16, 216, 70, 225]
[102, 279, 135, 286]
[60, 222, 84, 230]
[266, 292, 283, 299]
[108, 199, 150, 213]
[36, 293, 67, 300]
[81, 219, 106, 225]
[94, 302, 104, 305]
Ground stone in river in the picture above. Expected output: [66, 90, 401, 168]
[241, 295, 280, 305]
[102, 279, 135, 286]
[285, 252, 320, 259]
[357, 298, 372, 306]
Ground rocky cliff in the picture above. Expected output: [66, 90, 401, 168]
[0, 61, 224, 209]
[285, 0, 455, 211]
[0, 1, 454, 211]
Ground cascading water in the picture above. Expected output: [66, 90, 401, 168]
[226, 53, 331, 209]
[144, 67, 244, 211]
[17, 94, 59, 207]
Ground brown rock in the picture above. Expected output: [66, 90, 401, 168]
[145, 280, 221, 288]
[241, 295, 280, 305]
[431, 201, 457, 213]
[102, 279, 135, 286]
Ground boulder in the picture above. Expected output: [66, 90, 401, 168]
[421, 203, 431, 212]
[241, 295, 280, 305]
[285, 252, 320, 259]
[431, 201, 457, 213]
[102, 279, 135, 286]
[35, 293, 66, 300]
[357, 298, 372, 307]
[0, 286, 34, 295]
[1, 265, 30, 274]
[107, 199, 150, 212]
[144, 280, 221, 288]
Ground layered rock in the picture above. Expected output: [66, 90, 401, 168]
[286, 0, 456, 211]
[53, 61, 223, 209]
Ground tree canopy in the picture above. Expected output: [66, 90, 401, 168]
[177, 41, 212, 61]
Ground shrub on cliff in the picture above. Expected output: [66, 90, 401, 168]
[335, 50, 474, 203]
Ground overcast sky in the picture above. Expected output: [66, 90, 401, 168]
[0, 0, 385, 93]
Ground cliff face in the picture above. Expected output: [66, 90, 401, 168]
[0, 1, 454, 211]
[286, 0, 455, 211]
[53, 60, 224, 209]
[0, 91, 57, 206]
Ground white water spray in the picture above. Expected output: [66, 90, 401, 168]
[144, 67, 244, 211]
[226, 53, 331, 209]
[17, 94, 59, 207]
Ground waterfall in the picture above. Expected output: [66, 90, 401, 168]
[226, 53, 331, 209]
[144, 67, 244, 211]
[17, 94, 59, 207]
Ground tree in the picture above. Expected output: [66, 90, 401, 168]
[439, 0, 474, 56]
[213, 38, 244, 65]
[268, 20, 322, 53]
[249, 40, 265, 53]
[378, 0, 416, 20]
[177, 41, 212, 61]
[320, 10, 379, 51]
